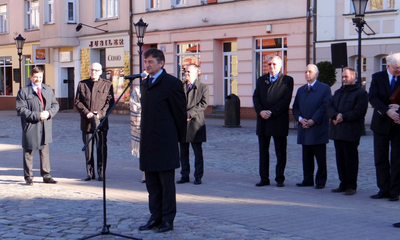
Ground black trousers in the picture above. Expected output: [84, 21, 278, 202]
[301, 144, 327, 187]
[258, 135, 287, 183]
[373, 131, 400, 196]
[145, 170, 176, 223]
[179, 142, 204, 180]
[23, 144, 51, 180]
[334, 140, 359, 190]
[82, 130, 108, 179]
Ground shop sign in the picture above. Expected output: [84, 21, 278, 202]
[89, 39, 124, 48]
[106, 47, 124, 67]
[32, 45, 49, 63]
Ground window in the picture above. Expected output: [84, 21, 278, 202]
[67, 0, 76, 23]
[355, 57, 366, 89]
[0, 4, 8, 33]
[176, 43, 201, 80]
[255, 37, 288, 81]
[44, 0, 54, 24]
[97, 0, 119, 19]
[381, 57, 388, 71]
[146, 0, 159, 11]
[0, 57, 12, 96]
[369, 0, 395, 10]
[172, 0, 186, 7]
[25, 0, 40, 30]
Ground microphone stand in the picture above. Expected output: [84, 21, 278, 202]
[79, 77, 141, 240]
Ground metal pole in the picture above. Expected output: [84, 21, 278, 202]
[18, 53, 22, 89]
[138, 42, 143, 83]
[357, 24, 362, 86]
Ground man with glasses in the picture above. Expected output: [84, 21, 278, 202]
[75, 62, 114, 181]
[369, 53, 400, 203]
[253, 56, 294, 187]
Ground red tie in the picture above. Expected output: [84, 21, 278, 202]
[37, 87, 44, 109]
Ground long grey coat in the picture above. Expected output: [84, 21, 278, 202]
[184, 80, 209, 142]
[139, 70, 187, 172]
[16, 83, 59, 150]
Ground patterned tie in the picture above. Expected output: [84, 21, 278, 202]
[188, 82, 192, 89]
[37, 87, 44, 109]
[270, 76, 275, 84]
[391, 76, 397, 94]
[308, 84, 311, 91]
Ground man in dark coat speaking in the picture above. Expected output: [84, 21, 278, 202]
[16, 66, 59, 185]
[138, 48, 186, 233]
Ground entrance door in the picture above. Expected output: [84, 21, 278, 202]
[67, 68, 74, 109]
[222, 42, 238, 101]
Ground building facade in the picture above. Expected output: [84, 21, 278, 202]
[315, 0, 400, 124]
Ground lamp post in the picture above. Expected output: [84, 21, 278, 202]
[134, 18, 148, 82]
[14, 34, 26, 90]
[352, 0, 368, 87]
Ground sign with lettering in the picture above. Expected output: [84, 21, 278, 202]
[106, 47, 124, 67]
[89, 38, 124, 48]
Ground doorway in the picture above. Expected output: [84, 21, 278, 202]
[222, 42, 238, 101]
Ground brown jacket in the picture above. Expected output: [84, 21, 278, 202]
[74, 77, 114, 132]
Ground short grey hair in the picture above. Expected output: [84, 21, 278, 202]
[386, 53, 400, 66]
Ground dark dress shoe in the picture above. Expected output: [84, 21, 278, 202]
[43, 178, 57, 184]
[194, 179, 202, 185]
[98, 177, 103, 181]
[255, 180, 270, 187]
[344, 189, 357, 195]
[26, 178, 33, 186]
[84, 176, 93, 181]
[141, 179, 146, 183]
[139, 219, 161, 231]
[276, 182, 285, 187]
[370, 192, 390, 199]
[315, 185, 325, 189]
[176, 178, 189, 184]
[296, 182, 314, 187]
[389, 195, 399, 201]
[393, 222, 400, 228]
[157, 221, 173, 233]
[331, 187, 346, 193]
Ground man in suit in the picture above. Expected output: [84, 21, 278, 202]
[75, 62, 114, 181]
[16, 66, 59, 185]
[138, 48, 186, 233]
[292, 64, 331, 189]
[369, 53, 400, 202]
[327, 67, 368, 196]
[177, 63, 209, 185]
[253, 56, 294, 187]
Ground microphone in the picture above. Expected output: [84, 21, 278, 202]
[124, 72, 147, 80]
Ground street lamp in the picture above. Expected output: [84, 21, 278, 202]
[14, 34, 26, 90]
[134, 18, 148, 82]
[352, 0, 368, 86]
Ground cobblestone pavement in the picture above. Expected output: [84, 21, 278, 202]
[0, 110, 399, 240]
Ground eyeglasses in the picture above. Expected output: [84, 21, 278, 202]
[268, 63, 277, 66]
[90, 69, 102, 73]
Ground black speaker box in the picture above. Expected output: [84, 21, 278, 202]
[331, 42, 348, 69]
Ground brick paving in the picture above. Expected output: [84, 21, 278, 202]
[0, 110, 399, 239]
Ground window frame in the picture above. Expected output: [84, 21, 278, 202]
[96, 0, 120, 20]
[0, 57, 12, 96]
[67, 0, 76, 23]
[25, 0, 40, 30]
[172, 0, 187, 8]
[369, 0, 395, 10]
[0, 4, 8, 34]
[44, 0, 55, 24]
[176, 43, 201, 80]
[146, 0, 160, 11]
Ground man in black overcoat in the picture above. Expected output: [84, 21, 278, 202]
[253, 56, 294, 187]
[138, 49, 186, 233]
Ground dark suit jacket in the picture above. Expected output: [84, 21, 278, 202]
[184, 80, 209, 143]
[253, 73, 294, 136]
[139, 69, 187, 172]
[292, 81, 331, 145]
[369, 70, 400, 134]
[16, 83, 59, 150]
